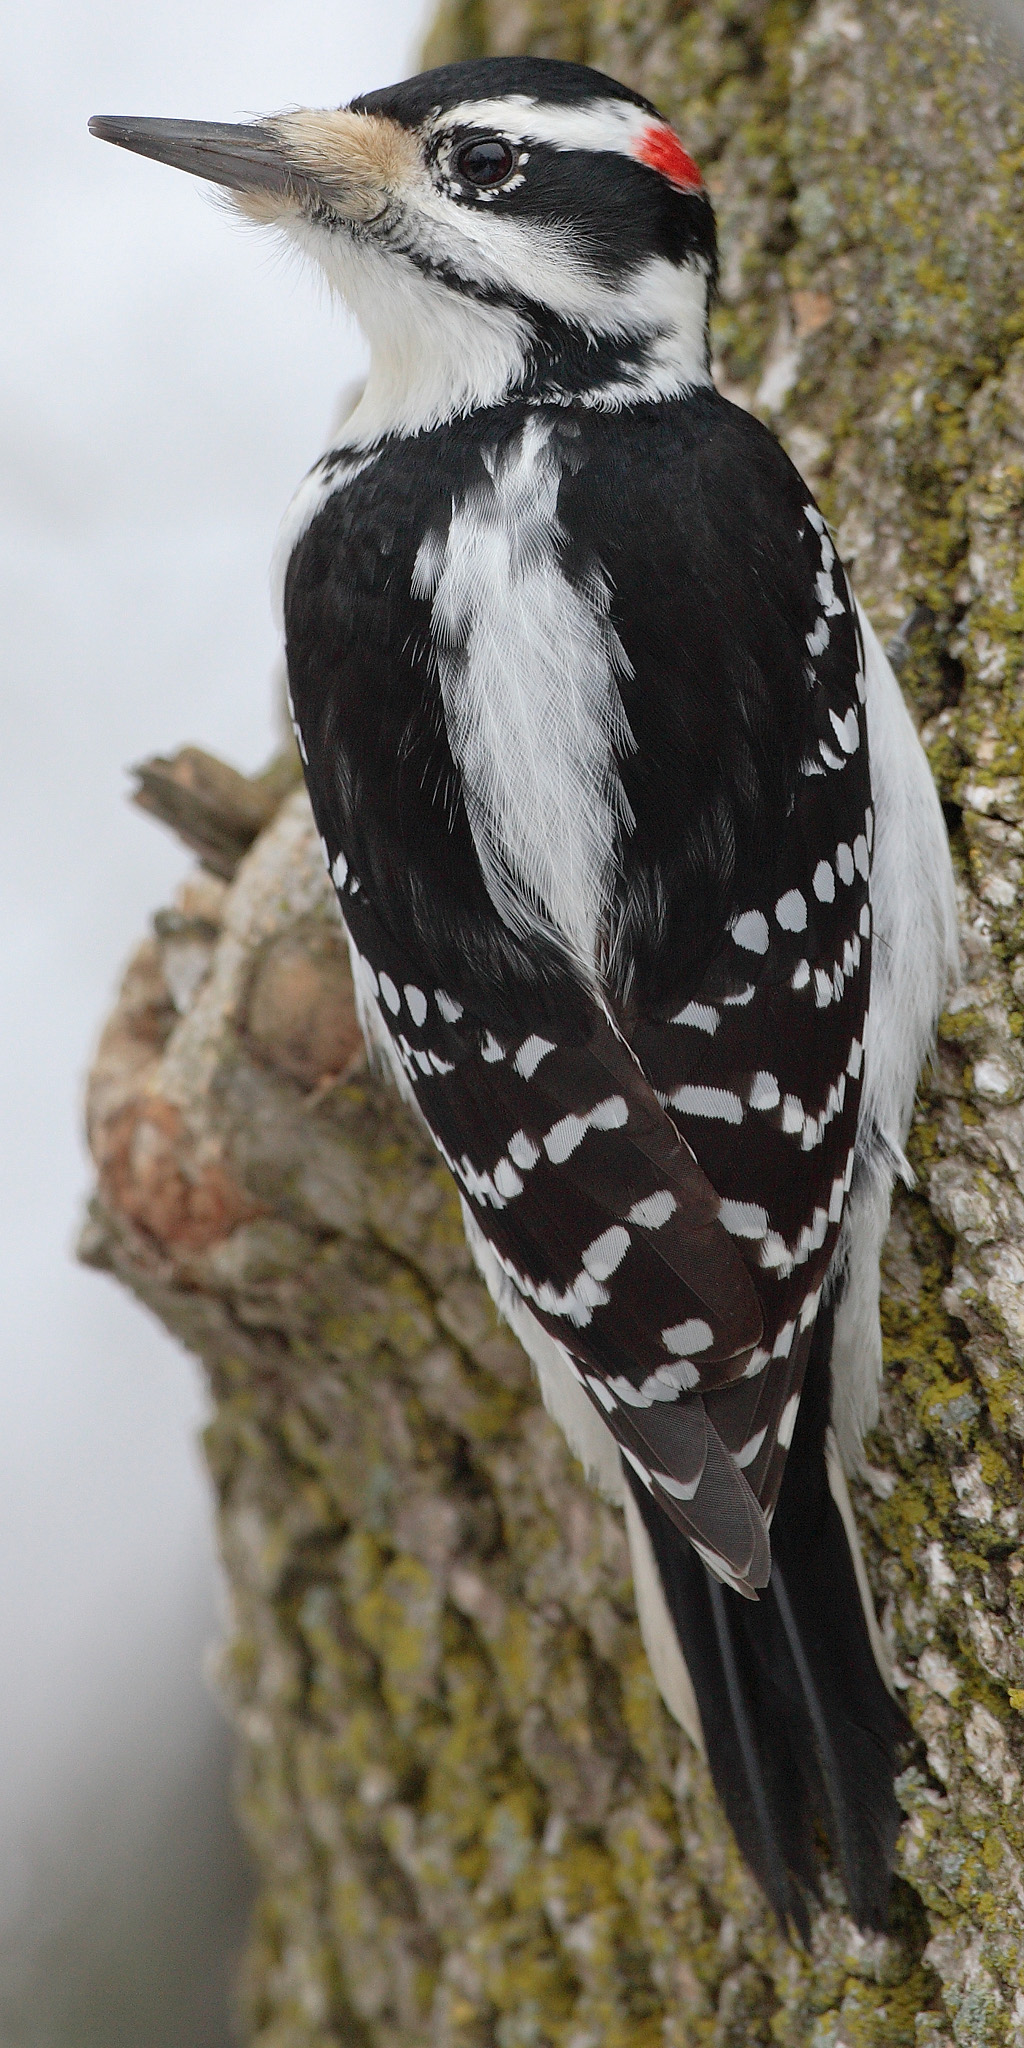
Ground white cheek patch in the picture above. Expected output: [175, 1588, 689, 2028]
[388, 195, 713, 401]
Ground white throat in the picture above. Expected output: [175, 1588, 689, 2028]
[290, 208, 711, 444]
[295, 224, 534, 445]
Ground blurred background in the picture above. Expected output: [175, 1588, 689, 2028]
[0, 0, 423, 2038]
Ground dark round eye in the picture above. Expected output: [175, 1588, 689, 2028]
[453, 137, 516, 189]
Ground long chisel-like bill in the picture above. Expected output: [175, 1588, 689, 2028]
[88, 117, 307, 199]
[89, 110, 418, 224]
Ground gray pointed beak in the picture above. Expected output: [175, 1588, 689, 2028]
[88, 116, 305, 200]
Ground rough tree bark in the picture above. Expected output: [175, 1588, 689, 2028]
[81, 4, 1024, 2042]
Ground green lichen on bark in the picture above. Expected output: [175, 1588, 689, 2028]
[81, 3, 1024, 2042]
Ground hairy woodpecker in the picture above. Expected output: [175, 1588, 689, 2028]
[91, 56, 958, 1935]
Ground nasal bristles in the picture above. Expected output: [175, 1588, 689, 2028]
[267, 108, 420, 208]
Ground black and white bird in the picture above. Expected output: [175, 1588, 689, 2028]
[91, 56, 958, 1934]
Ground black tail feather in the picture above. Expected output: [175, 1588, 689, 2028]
[626, 1303, 908, 1934]
[706, 1574, 809, 1939]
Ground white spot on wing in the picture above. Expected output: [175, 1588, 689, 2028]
[775, 888, 807, 932]
[671, 1000, 719, 1033]
[582, 1226, 631, 1280]
[508, 1130, 540, 1169]
[590, 1095, 629, 1132]
[543, 1093, 627, 1163]
[799, 1285, 821, 1329]
[643, 1359, 699, 1395]
[608, 1372, 653, 1407]
[776, 1395, 800, 1449]
[662, 1318, 714, 1355]
[748, 1071, 780, 1111]
[514, 1034, 555, 1078]
[731, 909, 770, 954]
[831, 706, 860, 754]
[628, 1191, 676, 1228]
[544, 1114, 588, 1165]
[718, 1199, 768, 1238]
[733, 1428, 767, 1470]
[654, 1468, 702, 1501]
[493, 1158, 524, 1199]
[781, 1095, 803, 1134]
[813, 860, 836, 903]
[668, 1084, 743, 1123]
[404, 984, 427, 1026]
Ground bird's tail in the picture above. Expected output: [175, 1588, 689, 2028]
[623, 1302, 907, 1935]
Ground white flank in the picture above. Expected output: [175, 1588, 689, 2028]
[413, 416, 635, 972]
[826, 603, 959, 1469]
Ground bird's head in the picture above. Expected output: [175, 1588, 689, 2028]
[90, 56, 716, 441]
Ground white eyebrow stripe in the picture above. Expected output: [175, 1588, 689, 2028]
[436, 94, 661, 160]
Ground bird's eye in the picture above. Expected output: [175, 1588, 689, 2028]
[453, 137, 516, 189]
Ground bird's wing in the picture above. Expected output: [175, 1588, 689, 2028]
[589, 404, 874, 1543]
[341, 888, 771, 1589]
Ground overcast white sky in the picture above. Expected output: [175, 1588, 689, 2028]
[0, 0, 423, 2023]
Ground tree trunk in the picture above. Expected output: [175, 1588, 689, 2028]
[81, 4, 1024, 2041]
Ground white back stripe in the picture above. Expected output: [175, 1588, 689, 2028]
[413, 417, 634, 972]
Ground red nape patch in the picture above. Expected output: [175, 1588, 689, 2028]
[633, 124, 703, 192]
